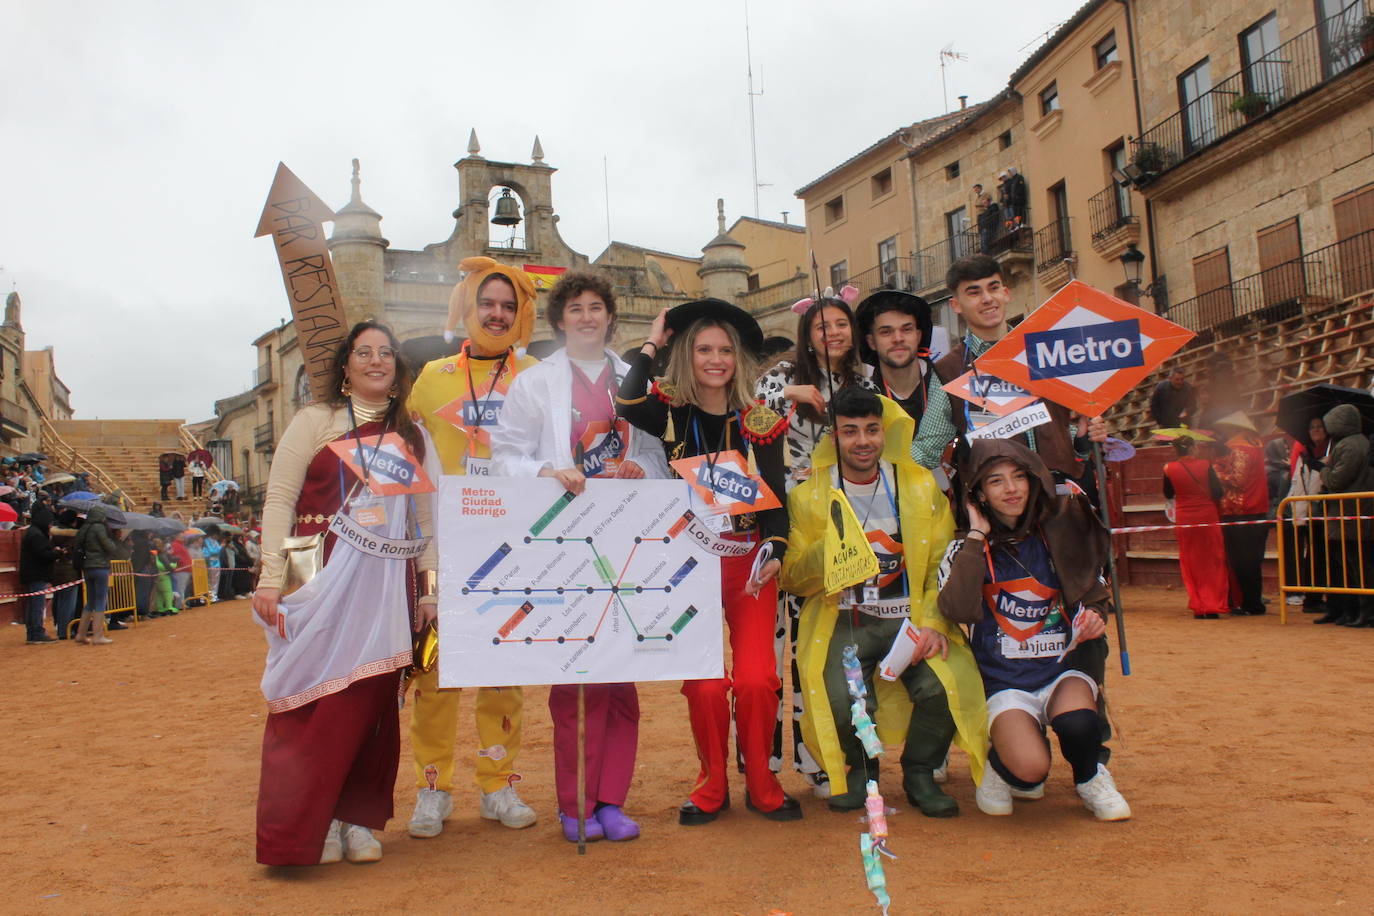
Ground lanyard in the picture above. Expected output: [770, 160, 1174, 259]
[462, 345, 510, 437]
[690, 410, 744, 482]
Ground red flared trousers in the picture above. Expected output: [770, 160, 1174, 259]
[256, 670, 401, 866]
[681, 547, 786, 813]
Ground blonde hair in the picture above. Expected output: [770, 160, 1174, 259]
[662, 318, 758, 412]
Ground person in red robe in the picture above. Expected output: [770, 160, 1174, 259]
[1162, 437, 1228, 618]
[1212, 413, 1271, 615]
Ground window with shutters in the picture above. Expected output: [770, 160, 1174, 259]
[1192, 247, 1234, 328]
[1257, 217, 1303, 307]
[1333, 182, 1374, 297]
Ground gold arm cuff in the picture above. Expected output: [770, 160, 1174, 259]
[419, 570, 438, 598]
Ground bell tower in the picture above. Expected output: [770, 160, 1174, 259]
[439, 130, 586, 269]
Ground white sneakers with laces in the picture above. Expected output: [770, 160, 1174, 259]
[408, 788, 454, 838]
[1076, 764, 1132, 821]
[341, 823, 382, 863]
[319, 819, 343, 864]
[480, 784, 538, 828]
[975, 766, 1014, 816]
[1010, 782, 1045, 800]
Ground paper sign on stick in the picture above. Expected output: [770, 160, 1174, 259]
[327, 432, 436, 496]
[974, 280, 1195, 417]
[965, 400, 1054, 444]
[670, 451, 781, 517]
[255, 162, 350, 405]
[942, 369, 1040, 417]
[823, 488, 879, 596]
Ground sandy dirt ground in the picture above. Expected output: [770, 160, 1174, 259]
[4, 585, 1373, 915]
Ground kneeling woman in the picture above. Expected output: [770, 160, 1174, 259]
[936, 439, 1130, 821]
[617, 300, 802, 824]
[252, 321, 440, 865]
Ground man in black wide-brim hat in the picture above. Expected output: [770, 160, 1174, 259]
[854, 289, 934, 425]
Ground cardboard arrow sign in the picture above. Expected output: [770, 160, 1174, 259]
[255, 162, 349, 405]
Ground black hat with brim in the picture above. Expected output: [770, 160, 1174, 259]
[665, 298, 764, 355]
[853, 290, 932, 365]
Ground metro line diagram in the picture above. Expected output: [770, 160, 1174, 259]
[461, 531, 703, 647]
[437, 478, 724, 688]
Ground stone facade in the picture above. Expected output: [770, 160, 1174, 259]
[1130, 0, 1374, 311]
[1011, 0, 1147, 300]
[23, 347, 73, 422]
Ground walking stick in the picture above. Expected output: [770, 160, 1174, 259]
[1092, 440, 1131, 676]
[576, 683, 587, 854]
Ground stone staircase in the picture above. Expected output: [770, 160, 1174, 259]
[43, 419, 223, 517]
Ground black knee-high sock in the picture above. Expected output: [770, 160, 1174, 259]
[987, 747, 1041, 791]
[1050, 709, 1102, 784]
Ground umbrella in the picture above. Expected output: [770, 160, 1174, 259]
[0, 503, 15, 523]
[180, 527, 205, 539]
[193, 516, 224, 528]
[1150, 427, 1216, 442]
[62, 490, 100, 501]
[42, 473, 76, 487]
[58, 498, 128, 527]
[187, 448, 213, 466]
[120, 512, 186, 536]
[209, 479, 240, 495]
[1277, 383, 1374, 448]
[1103, 438, 1137, 462]
[218, 524, 244, 536]
[16, 452, 47, 463]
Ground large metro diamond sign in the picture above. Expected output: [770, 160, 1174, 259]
[974, 280, 1195, 417]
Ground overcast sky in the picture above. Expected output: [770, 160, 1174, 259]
[1, 0, 1083, 421]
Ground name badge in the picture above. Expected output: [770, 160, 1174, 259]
[352, 498, 387, 528]
[1000, 631, 1065, 659]
[465, 456, 492, 476]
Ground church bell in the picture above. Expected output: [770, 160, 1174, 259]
[491, 188, 522, 226]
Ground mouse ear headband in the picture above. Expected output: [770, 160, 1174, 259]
[791, 283, 859, 315]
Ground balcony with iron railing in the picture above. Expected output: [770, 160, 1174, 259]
[1087, 184, 1140, 260]
[1167, 227, 1374, 338]
[254, 421, 274, 451]
[1033, 218, 1075, 291]
[902, 220, 1035, 296]
[843, 257, 923, 295]
[1131, 4, 1372, 186]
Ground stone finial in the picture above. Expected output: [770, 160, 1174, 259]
[350, 158, 362, 202]
[716, 198, 726, 235]
[468, 128, 482, 157]
[531, 135, 545, 163]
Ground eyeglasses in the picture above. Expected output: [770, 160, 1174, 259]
[351, 346, 396, 362]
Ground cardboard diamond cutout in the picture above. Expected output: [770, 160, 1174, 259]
[974, 280, 1195, 417]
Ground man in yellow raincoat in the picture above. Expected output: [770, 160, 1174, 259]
[406, 258, 541, 838]
[780, 387, 987, 816]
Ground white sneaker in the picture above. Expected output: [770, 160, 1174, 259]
[341, 823, 382, 863]
[480, 785, 537, 828]
[408, 788, 454, 838]
[1285, 595, 1304, 606]
[319, 819, 343, 864]
[1076, 764, 1132, 821]
[933, 755, 949, 785]
[975, 766, 1014, 816]
[1010, 782, 1045, 800]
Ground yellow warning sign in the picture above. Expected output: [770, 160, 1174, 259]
[823, 487, 879, 596]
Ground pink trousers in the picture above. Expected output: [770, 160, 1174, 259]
[549, 683, 640, 818]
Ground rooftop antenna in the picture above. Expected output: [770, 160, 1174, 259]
[939, 45, 969, 114]
[745, 0, 768, 218]
[603, 155, 612, 246]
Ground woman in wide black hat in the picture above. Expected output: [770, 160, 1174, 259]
[616, 300, 803, 825]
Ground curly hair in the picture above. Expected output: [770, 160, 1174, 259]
[324, 320, 426, 462]
[546, 268, 618, 343]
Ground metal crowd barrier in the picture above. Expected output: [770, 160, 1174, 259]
[63, 560, 137, 637]
[1276, 492, 1374, 625]
[189, 558, 213, 604]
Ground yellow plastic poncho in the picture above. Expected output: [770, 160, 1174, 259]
[779, 395, 989, 794]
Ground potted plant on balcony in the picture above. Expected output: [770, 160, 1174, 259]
[1131, 142, 1168, 177]
[1230, 92, 1269, 121]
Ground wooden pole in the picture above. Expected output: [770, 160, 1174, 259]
[576, 684, 587, 854]
[1093, 441, 1131, 676]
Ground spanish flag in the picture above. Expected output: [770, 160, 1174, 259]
[523, 264, 566, 291]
